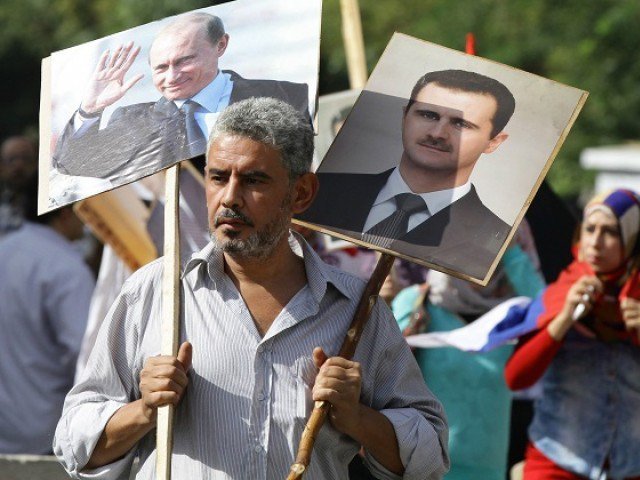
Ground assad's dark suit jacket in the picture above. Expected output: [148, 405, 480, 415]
[298, 169, 512, 279]
[53, 70, 309, 185]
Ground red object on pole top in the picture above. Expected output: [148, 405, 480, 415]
[465, 32, 476, 55]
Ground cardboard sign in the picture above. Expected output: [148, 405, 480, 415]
[297, 33, 587, 284]
[39, 0, 321, 214]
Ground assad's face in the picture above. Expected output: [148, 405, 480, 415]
[149, 24, 227, 101]
[400, 83, 504, 182]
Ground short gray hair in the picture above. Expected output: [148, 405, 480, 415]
[208, 97, 314, 178]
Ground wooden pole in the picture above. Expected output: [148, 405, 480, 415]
[286, 253, 395, 479]
[340, 0, 368, 89]
[286, 4, 371, 477]
[156, 165, 181, 480]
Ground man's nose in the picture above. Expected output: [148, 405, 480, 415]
[221, 177, 243, 208]
[429, 120, 450, 139]
[166, 65, 181, 83]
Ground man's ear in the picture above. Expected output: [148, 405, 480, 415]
[484, 131, 509, 154]
[216, 34, 230, 56]
[291, 172, 319, 215]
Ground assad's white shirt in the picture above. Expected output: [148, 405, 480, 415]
[363, 167, 471, 232]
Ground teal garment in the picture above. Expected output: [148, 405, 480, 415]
[395, 291, 513, 480]
[391, 245, 543, 480]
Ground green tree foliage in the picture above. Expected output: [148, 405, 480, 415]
[2, 0, 640, 196]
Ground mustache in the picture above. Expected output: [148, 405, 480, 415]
[418, 135, 453, 152]
[214, 208, 255, 227]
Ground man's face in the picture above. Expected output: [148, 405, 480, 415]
[0, 138, 37, 188]
[205, 134, 294, 260]
[400, 83, 507, 188]
[149, 24, 227, 101]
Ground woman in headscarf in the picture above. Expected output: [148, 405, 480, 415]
[505, 189, 640, 480]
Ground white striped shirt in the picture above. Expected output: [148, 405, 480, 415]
[54, 235, 448, 479]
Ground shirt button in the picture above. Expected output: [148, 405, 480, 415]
[258, 393, 265, 401]
[257, 345, 264, 353]
[254, 445, 262, 453]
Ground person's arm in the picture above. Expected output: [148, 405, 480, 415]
[505, 274, 603, 390]
[54, 263, 175, 479]
[80, 41, 143, 116]
[46, 256, 96, 372]
[504, 328, 562, 390]
[314, 299, 449, 480]
[312, 348, 403, 475]
[86, 342, 192, 469]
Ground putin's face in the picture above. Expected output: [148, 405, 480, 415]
[149, 23, 228, 101]
[400, 83, 508, 189]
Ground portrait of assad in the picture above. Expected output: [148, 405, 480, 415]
[50, 12, 310, 188]
[299, 69, 516, 280]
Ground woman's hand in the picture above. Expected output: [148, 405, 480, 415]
[621, 297, 640, 333]
[561, 275, 603, 320]
[548, 275, 603, 341]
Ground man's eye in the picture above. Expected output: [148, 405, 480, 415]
[419, 111, 439, 120]
[176, 58, 192, 68]
[209, 175, 226, 184]
[452, 119, 469, 129]
[245, 177, 262, 185]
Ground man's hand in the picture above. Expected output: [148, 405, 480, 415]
[139, 341, 192, 423]
[311, 347, 404, 475]
[80, 41, 144, 115]
[311, 347, 362, 437]
[86, 341, 192, 470]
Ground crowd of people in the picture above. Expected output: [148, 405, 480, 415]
[1, 13, 639, 480]
[3, 109, 640, 480]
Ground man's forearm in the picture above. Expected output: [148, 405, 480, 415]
[85, 399, 155, 469]
[350, 405, 404, 476]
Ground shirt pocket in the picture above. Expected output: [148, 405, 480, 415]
[294, 356, 317, 419]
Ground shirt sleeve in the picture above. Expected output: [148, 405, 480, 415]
[504, 327, 563, 390]
[53, 279, 145, 479]
[358, 299, 450, 479]
[44, 255, 96, 371]
[72, 112, 101, 135]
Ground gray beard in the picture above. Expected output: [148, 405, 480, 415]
[210, 196, 291, 260]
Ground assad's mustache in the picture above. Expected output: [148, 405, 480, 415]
[214, 208, 255, 227]
[419, 135, 453, 152]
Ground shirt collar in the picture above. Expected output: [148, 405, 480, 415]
[173, 71, 232, 112]
[374, 167, 471, 216]
[182, 232, 355, 303]
[290, 231, 355, 303]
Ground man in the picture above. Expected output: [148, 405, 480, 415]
[54, 98, 448, 479]
[53, 12, 309, 186]
[0, 204, 94, 454]
[300, 70, 515, 279]
[0, 136, 38, 236]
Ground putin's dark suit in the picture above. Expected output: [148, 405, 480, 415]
[53, 70, 309, 185]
